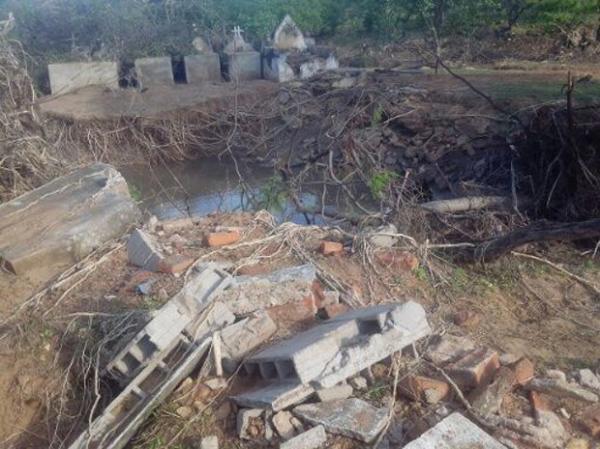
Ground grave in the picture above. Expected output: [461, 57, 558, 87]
[134, 56, 174, 89]
[48, 61, 118, 95]
[224, 26, 261, 82]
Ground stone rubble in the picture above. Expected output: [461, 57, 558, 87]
[279, 425, 327, 449]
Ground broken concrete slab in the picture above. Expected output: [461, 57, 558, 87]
[293, 398, 387, 443]
[272, 410, 296, 440]
[127, 229, 164, 272]
[243, 301, 431, 388]
[184, 54, 221, 83]
[0, 163, 140, 278]
[217, 264, 317, 315]
[220, 311, 278, 373]
[200, 435, 219, 449]
[279, 425, 326, 449]
[134, 57, 174, 89]
[316, 384, 353, 402]
[402, 412, 507, 449]
[424, 334, 477, 366]
[527, 377, 599, 403]
[48, 61, 118, 95]
[233, 381, 315, 412]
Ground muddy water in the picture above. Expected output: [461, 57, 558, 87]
[121, 158, 334, 224]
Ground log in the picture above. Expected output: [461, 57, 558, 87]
[420, 196, 513, 214]
[469, 218, 600, 262]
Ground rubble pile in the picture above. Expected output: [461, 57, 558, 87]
[66, 217, 600, 449]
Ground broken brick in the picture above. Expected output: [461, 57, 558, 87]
[319, 241, 344, 256]
[322, 303, 350, 319]
[579, 404, 600, 438]
[446, 348, 500, 389]
[471, 367, 516, 416]
[206, 230, 241, 247]
[399, 375, 450, 404]
[267, 294, 317, 326]
[159, 254, 194, 274]
[530, 390, 551, 415]
[511, 358, 535, 386]
[375, 250, 419, 272]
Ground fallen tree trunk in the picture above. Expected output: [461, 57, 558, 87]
[420, 196, 513, 214]
[467, 218, 600, 262]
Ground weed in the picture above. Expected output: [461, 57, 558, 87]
[257, 175, 288, 212]
[371, 104, 385, 127]
[414, 266, 429, 282]
[369, 169, 398, 200]
[128, 183, 143, 202]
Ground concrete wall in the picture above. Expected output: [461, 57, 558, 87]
[225, 52, 261, 82]
[184, 53, 221, 84]
[48, 61, 118, 95]
[134, 57, 174, 89]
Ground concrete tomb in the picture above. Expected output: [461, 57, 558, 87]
[134, 57, 174, 89]
[48, 61, 118, 95]
[224, 26, 261, 82]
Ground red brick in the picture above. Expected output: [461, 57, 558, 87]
[319, 241, 344, 256]
[579, 404, 600, 438]
[322, 303, 350, 319]
[399, 375, 450, 404]
[447, 348, 500, 389]
[511, 358, 535, 386]
[453, 309, 481, 327]
[529, 391, 551, 416]
[311, 280, 326, 308]
[206, 230, 241, 247]
[375, 250, 419, 272]
[267, 294, 317, 326]
[159, 255, 194, 274]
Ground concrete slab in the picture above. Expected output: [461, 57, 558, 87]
[135, 57, 174, 89]
[185, 54, 221, 83]
[0, 163, 140, 278]
[225, 52, 261, 82]
[402, 412, 507, 449]
[293, 398, 387, 443]
[233, 381, 315, 412]
[48, 61, 118, 95]
[280, 425, 326, 449]
[127, 229, 164, 271]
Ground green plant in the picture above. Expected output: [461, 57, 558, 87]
[371, 104, 384, 127]
[257, 174, 288, 212]
[369, 169, 398, 200]
[128, 183, 142, 202]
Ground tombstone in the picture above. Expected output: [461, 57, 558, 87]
[48, 61, 118, 95]
[224, 26, 261, 82]
[134, 57, 174, 89]
[185, 54, 221, 83]
[273, 15, 307, 52]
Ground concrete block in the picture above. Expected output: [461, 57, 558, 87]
[127, 229, 164, 272]
[233, 382, 315, 412]
[0, 163, 140, 279]
[272, 411, 296, 440]
[225, 52, 261, 82]
[293, 398, 387, 443]
[134, 57, 174, 89]
[316, 384, 353, 402]
[402, 412, 507, 449]
[217, 264, 317, 315]
[185, 53, 221, 83]
[280, 425, 326, 449]
[48, 61, 118, 95]
[425, 334, 477, 366]
[220, 311, 278, 372]
[172, 263, 232, 316]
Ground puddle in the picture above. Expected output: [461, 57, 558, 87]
[121, 158, 339, 224]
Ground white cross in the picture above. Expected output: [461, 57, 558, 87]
[232, 26, 244, 39]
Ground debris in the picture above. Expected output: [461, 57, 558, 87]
[217, 264, 318, 315]
[527, 377, 599, 403]
[424, 334, 477, 365]
[446, 347, 500, 389]
[349, 376, 368, 391]
[399, 375, 450, 405]
[530, 391, 570, 446]
[0, 163, 140, 277]
[159, 254, 194, 274]
[293, 398, 387, 443]
[212, 332, 223, 377]
[242, 302, 431, 388]
[272, 410, 296, 440]
[205, 378, 228, 390]
[176, 406, 194, 419]
[575, 369, 600, 392]
[214, 401, 232, 420]
[566, 439, 590, 449]
[267, 295, 318, 327]
[402, 412, 507, 449]
[511, 358, 535, 386]
[546, 369, 568, 382]
[237, 409, 266, 440]
[200, 435, 219, 449]
[128, 228, 165, 272]
[319, 241, 344, 256]
[220, 311, 278, 372]
[321, 303, 350, 319]
[578, 404, 600, 438]
[206, 230, 241, 247]
[471, 367, 516, 416]
[316, 383, 353, 402]
[136, 279, 155, 296]
[279, 425, 327, 449]
[374, 250, 420, 272]
[452, 309, 481, 327]
[499, 353, 522, 366]
[367, 224, 398, 248]
[233, 381, 315, 412]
